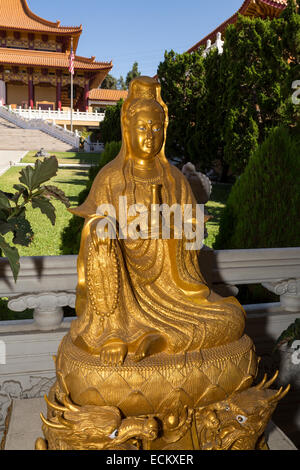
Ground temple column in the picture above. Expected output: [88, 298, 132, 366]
[84, 80, 89, 112]
[28, 70, 34, 108]
[56, 79, 62, 111]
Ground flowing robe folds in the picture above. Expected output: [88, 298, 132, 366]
[70, 162, 245, 355]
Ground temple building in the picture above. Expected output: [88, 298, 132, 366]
[0, 0, 113, 111]
[88, 89, 128, 113]
[187, 0, 288, 53]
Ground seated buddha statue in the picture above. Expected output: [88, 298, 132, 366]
[69, 76, 245, 366]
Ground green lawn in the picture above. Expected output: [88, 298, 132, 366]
[0, 166, 89, 256]
[0, 167, 230, 256]
[0, 165, 90, 320]
[22, 151, 103, 166]
[205, 184, 232, 248]
[0, 171, 231, 320]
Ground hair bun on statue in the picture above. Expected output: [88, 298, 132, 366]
[129, 76, 159, 100]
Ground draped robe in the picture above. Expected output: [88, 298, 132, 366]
[70, 161, 245, 355]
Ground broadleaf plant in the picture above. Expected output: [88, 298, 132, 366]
[274, 319, 300, 350]
[0, 156, 70, 281]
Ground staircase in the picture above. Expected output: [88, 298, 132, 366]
[0, 117, 74, 151]
[0, 106, 79, 151]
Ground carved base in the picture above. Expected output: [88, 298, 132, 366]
[54, 333, 258, 413]
[36, 334, 289, 450]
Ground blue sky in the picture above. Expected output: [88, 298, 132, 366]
[28, 0, 243, 80]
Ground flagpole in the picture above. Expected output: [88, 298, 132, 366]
[70, 37, 74, 133]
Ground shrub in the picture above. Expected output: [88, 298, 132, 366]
[60, 142, 121, 255]
[214, 126, 300, 250]
[99, 100, 123, 144]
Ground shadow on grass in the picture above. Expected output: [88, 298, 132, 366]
[67, 195, 83, 203]
[58, 154, 101, 164]
[55, 178, 88, 186]
[54, 169, 90, 186]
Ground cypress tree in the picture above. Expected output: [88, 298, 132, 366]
[214, 127, 300, 250]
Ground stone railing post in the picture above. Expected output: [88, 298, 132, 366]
[262, 279, 300, 312]
[8, 292, 75, 331]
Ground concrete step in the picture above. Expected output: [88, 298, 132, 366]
[0, 116, 74, 152]
[0, 118, 20, 129]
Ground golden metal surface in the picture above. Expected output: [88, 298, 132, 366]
[37, 77, 288, 450]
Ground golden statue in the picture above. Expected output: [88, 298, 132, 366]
[36, 77, 289, 451]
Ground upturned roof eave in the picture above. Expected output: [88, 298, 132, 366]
[0, 49, 113, 72]
[186, 0, 287, 53]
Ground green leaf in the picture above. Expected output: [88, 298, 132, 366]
[8, 216, 34, 247]
[31, 197, 56, 225]
[8, 206, 26, 220]
[0, 191, 11, 210]
[13, 184, 27, 192]
[19, 156, 58, 191]
[0, 221, 12, 236]
[41, 185, 70, 208]
[0, 234, 20, 282]
[0, 191, 15, 201]
[13, 184, 29, 202]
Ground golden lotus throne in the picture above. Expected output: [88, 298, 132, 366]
[36, 77, 288, 451]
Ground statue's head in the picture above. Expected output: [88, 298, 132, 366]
[127, 98, 164, 160]
[121, 76, 169, 163]
[109, 76, 176, 205]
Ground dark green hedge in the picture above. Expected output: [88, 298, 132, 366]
[214, 126, 300, 250]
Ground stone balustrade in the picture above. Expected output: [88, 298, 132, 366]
[10, 106, 105, 123]
[0, 247, 299, 332]
[0, 104, 80, 148]
[203, 32, 224, 57]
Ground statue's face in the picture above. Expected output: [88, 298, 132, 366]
[130, 103, 164, 160]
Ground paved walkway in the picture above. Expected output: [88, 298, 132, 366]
[0, 150, 27, 176]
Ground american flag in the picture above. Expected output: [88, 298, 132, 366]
[69, 44, 75, 75]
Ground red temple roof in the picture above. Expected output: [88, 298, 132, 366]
[88, 89, 128, 102]
[187, 0, 288, 53]
[0, 48, 111, 70]
[0, 0, 82, 34]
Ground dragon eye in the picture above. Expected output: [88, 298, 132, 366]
[109, 429, 119, 439]
[225, 405, 230, 411]
[236, 415, 247, 424]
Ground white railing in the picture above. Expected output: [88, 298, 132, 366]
[0, 104, 80, 148]
[83, 135, 104, 153]
[84, 141, 104, 153]
[0, 247, 299, 443]
[10, 106, 105, 123]
[203, 32, 224, 57]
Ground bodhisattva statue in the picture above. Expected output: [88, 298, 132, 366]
[36, 77, 289, 451]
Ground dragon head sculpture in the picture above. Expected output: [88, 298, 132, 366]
[196, 372, 290, 450]
[36, 394, 158, 450]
